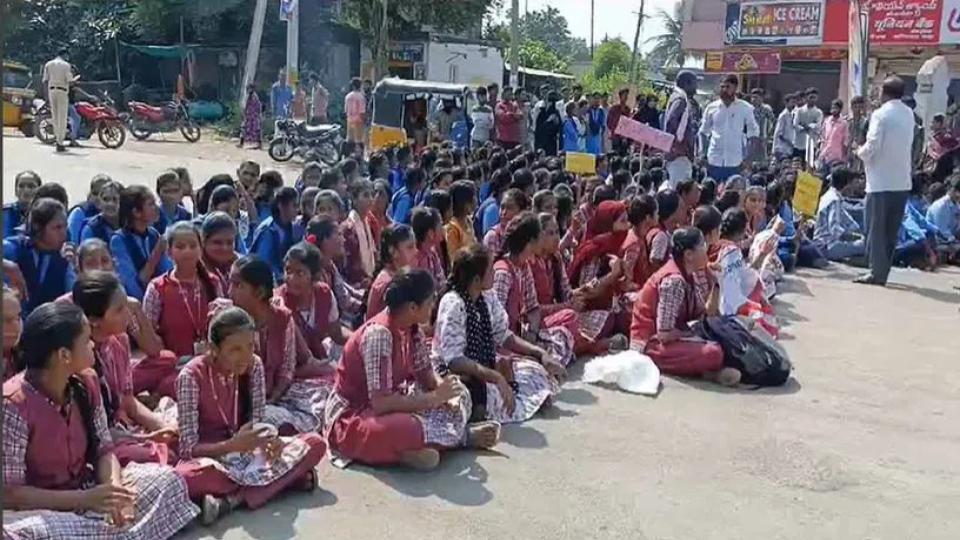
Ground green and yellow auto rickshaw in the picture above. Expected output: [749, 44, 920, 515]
[3, 61, 36, 137]
[370, 78, 471, 152]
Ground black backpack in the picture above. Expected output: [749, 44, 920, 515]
[694, 316, 792, 387]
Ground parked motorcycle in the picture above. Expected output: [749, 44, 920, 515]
[268, 119, 342, 165]
[124, 99, 201, 142]
[35, 91, 126, 149]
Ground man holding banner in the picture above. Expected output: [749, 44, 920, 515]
[662, 71, 701, 189]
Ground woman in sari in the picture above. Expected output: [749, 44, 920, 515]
[493, 213, 575, 373]
[435, 244, 561, 423]
[324, 269, 499, 470]
[174, 307, 325, 525]
[629, 228, 740, 386]
[695, 206, 779, 338]
[4, 302, 198, 539]
[238, 84, 262, 149]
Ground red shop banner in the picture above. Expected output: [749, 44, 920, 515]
[870, 0, 942, 44]
[705, 50, 783, 73]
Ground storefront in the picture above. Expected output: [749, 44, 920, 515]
[686, 0, 960, 108]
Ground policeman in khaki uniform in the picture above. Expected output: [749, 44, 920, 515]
[42, 47, 75, 152]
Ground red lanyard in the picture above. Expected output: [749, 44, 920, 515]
[173, 277, 204, 341]
[205, 361, 238, 435]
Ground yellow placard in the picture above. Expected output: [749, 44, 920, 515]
[565, 152, 596, 175]
[792, 171, 823, 217]
[369, 124, 408, 152]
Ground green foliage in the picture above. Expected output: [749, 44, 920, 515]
[579, 67, 630, 97]
[505, 41, 569, 74]
[2, 0, 137, 79]
[645, 6, 699, 70]
[591, 38, 632, 80]
[519, 6, 588, 60]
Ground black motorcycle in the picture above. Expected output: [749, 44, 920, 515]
[268, 119, 342, 165]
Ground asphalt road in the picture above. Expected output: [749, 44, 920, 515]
[3, 132, 960, 539]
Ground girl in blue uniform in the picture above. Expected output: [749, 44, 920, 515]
[3, 198, 76, 314]
[109, 185, 172, 300]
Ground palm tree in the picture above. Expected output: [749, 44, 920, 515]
[644, 6, 697, 70]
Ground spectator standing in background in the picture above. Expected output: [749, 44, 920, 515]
[345, 77, 367, 155]
[773, 92, 798, 161]
[471, 86, 495, 149]
[663, 71, 701, 187]
[793, 87, 823, 163]
[699, 75, 759, 184]
[749, 88, 776, 163]
[607, 88, 631, 155]
[495, 86, 524, 150]
[270, 68, 293, 120]
[854, 76, 915, 286]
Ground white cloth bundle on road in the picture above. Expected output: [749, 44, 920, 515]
[583, 351, 661, 395]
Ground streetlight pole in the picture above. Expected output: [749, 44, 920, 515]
[285, 0, 300, 90]
[590, 0, 595, 58]
[240, 0, 268, 110]
[630, 0, 645, 83]
[510, 0, 519, 88]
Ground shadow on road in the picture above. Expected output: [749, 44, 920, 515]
[885, 282, 959, 305]
[671, 375, 802, 396]
[357, 451, 494, 507]
[182, 487, 339, 540]
[500, 424, 548, 448]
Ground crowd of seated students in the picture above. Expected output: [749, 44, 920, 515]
[7, 137, 927, 536]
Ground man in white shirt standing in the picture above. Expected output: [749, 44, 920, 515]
[773, 92, 798, 161]
[698, 74, 759, 184]
[42, 48, 74, 153]
[793, 87, 823, 164]
[854, 76, 915, 286]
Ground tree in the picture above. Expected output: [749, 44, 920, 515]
[591, 37, 632, 80]
[645, 7, 692, 70]
[505, 40, 568, 73]
[341, 0, 502, 80]
[520, 6, 588, 60]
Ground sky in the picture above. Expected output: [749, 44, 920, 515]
[493, 0, 681, 54]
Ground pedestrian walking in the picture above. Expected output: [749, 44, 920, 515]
[854, 76, 915, 286]
[42, 47, 74, 153]
[239, 84, 262, 149]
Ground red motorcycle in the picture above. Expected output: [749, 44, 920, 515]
[35, 92, 126, 149]
[124, 100, 201, 142]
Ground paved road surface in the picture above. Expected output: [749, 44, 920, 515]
[3, 132, 960, 539]
[2, 130, 302, 203]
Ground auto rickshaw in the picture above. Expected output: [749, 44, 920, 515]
[370, 78, 472, 152]
[2, 61, 36, 137]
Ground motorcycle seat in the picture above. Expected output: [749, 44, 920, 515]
[130, 101, 165, 115]
[298, 123, 338, 135]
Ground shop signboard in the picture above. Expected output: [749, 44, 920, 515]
[940, 0, 960, 43]
[869, 0, 942, 44]
[704, 50, 783, 74]
[725, 0, 825, 46]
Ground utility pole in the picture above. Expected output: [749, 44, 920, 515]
[510, 0, 519, 87]
[629, 0, 645, 83]
[590, 0, 595, 59]
[239, 0, 268, 110]
[285, 0, 300, 90]
[375, 0, 389, 80]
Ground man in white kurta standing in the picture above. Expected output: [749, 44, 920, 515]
[698, 74, 760, 184]
[42, 48, 74, 153]
[854, 76, 915, 286]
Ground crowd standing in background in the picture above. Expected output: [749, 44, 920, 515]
[3, 67, 960, 538]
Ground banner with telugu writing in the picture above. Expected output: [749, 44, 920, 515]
[615, 116, 675, 153]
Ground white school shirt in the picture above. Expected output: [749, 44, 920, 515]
[773, 107, 796, 156]
[699, 98, 759, 167]
[856, 99, 915, 193]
